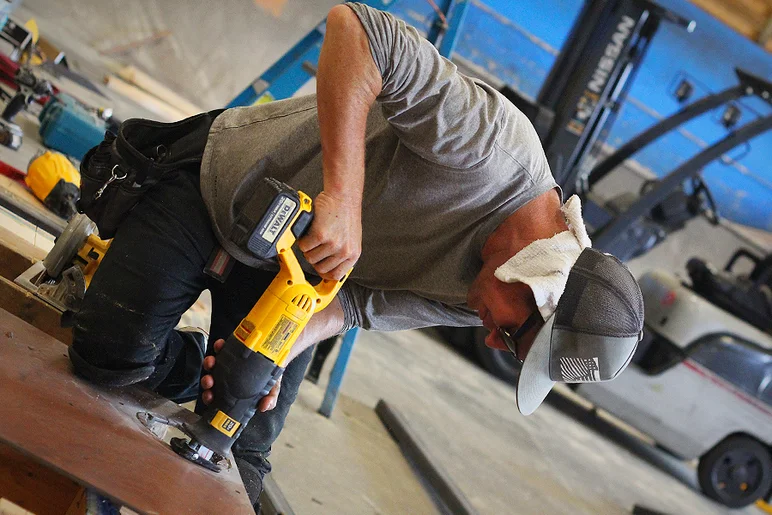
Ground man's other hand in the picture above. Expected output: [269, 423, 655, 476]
[200, 339, 282, 412]
[298, 190, 361, 281]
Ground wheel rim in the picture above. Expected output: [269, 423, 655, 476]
[712, 449, 764, 501]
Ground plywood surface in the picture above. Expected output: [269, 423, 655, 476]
[0, 309, 253, 515]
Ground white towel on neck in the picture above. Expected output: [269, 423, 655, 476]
[494, 195, 592, 320]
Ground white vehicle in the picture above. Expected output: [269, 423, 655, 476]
[578, 254, 772, 508]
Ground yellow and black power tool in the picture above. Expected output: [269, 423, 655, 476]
[15, 212, 110, 313]
[170, 178, 349, 472]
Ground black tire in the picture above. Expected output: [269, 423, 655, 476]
[435, 326, 476, 350]
[697, 435, 772, 508]
[472, 326, 521, 383]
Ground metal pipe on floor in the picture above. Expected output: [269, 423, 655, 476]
[375, 399, 479, 515]
[259, 475, 296, 515]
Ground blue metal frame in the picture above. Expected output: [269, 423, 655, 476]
[425, 0, 453, 44]
[438, 0, 470, 57]
[318, 328, 360, 418]
[228, 0, 396, 107]
[226, 24, 325, 107]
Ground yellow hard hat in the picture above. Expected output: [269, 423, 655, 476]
[26, 151, 81, 219]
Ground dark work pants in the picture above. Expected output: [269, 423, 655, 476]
[70, 169, 313, 505]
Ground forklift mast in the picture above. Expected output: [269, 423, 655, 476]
[501, 0, 694, 196]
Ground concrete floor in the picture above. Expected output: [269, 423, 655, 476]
[274, 329, 757, 514]
[16, 0, 338, 109]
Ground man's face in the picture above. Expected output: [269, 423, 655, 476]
[467, 259, 542, 358]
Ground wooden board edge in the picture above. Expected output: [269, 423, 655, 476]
[0, 276, 71, 345]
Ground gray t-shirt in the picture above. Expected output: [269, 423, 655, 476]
[199, 3, 557, 332]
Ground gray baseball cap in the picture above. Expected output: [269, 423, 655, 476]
[515, 248, 645, 415]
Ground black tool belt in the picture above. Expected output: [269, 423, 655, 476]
[77, 109, 224, 239]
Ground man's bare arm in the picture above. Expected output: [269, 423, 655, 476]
[287, 296, 345, 362]
[297, 5, 382, 280]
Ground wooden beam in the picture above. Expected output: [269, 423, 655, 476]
[722, 0, 771, 20]
[0, 443, 84, 515]
[758, 15, 772, 45]
[687, 0, 772, 50]
[0, 175, 67, 237]
[103, 75, 187, 122]
[116, 66, 202, 117]
[688, 0, 758, 37]
[0, 225, 46, 281]
[0, 220, 70, 345]
[0, 276, 71, 346]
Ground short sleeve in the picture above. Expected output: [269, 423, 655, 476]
[347, 3, 507, 169]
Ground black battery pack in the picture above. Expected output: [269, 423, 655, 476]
[245, 178, 313, 260]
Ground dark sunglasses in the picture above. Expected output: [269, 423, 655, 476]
[497, 311, 543, 364]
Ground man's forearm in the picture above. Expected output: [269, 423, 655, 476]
[287, 296, 345, 362]
[316, 5, 382, 203]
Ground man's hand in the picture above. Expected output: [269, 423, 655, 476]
[298, 191, 361, 281]
[200, 339, 282, 413]
[199, 298, 345, 413]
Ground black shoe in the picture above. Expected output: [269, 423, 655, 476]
[177, 326, 208, 356]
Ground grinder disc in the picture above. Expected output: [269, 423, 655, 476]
[170, 437, 222, 473]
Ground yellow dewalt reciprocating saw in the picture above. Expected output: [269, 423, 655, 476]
[170, 178, 349, 472]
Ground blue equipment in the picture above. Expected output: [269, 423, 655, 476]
[39, 94, 106, 161]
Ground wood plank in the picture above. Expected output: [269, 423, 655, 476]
[688, 0, 759, 37]
[720, 0, 771, 20]
[0, 309, 253, 514]
[0, 499, 35, 514]
[64, 489, 88, 515]
[0, 443, 83, 515]
[0, 276, 71, 345]
[759, 15, 772, 44]
[117, 66, 202, 117]
[0, 174, 66, 237]
[103, 75, 186, 122]
[0, 225, 46, 281]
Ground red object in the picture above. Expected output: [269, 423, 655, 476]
[0, 159, 26, 182]
[0, 52, 19, 87]
[661, 290, 677, 306]
[0, 52, 60, 103]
